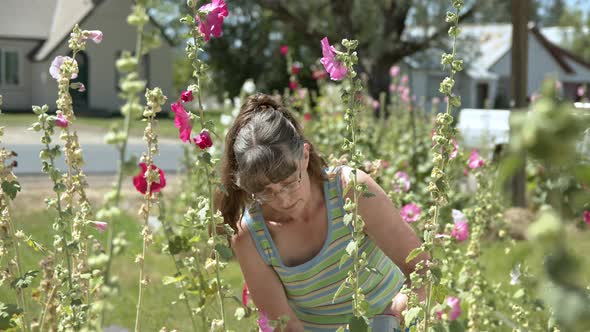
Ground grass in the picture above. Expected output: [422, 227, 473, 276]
[3, 199, 590, 331]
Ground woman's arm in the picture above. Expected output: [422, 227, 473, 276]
[231, 223, 305, 332]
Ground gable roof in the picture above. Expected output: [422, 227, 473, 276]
[530, 25, 590, 74]
[0, 0, 174, 62]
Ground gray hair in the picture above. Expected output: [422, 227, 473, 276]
[233, 108, 304, 193]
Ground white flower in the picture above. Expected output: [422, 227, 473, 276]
[147, 216, 162, 232]
[241, 79, 256, 94]
[220, 114, 233, 126]
[452, 209, 467, 223]
[510, 263, 521, 285]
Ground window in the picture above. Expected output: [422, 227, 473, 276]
[0, 49, 20, 86]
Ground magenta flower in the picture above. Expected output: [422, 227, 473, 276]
[181, 90, 193, 102]
[401, 74, 409, 84]
[400, 203, 421, 223]
[312, 69, 327, 80]
[389, 65, 400, 77]
[55, 113, 69, 128]
[584, 211, 590, 225]
[133, 163, 167, 195]
[291, 63, 301, 75]
[196, 0, 228, 42]
[280, 45, 289, 56]
[171, 101, 192, 143]
[85, 30, 103, 43]
[258, 311, 274, 332]
[93, 221, 108, 232]
[242, 283, 249, 306]
[452, 221, 469, 242]
[193, 130, 213, 149]
[437, 296, 462, 321]
[372, 100, 380, 110]
[49, 56, 78, 81]
[303, 112, 312, 122]
[319, 37, 347, 81]
[577, 85, 585, 97]
[289, 80, 298, 91]
[392, 171, 411, 193]
[467, 149, 485, 169]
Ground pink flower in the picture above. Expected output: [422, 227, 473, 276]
[258, 311, 274, 332]
[319, 37, 347, 81]
[389, 65, 400, 77]
[400, 203, 421, 223]
[437, 296, 462, 321]
[55, 113, 69, 128]
[171, 101, 192, 143]
[85, 30, 103, 43]
[242, 283, 249, 306]
[133, 163, 167, 195]
[312, 69, 327, 80]
[449, 138, 458, 160]
[280, 45, 289, 56]
[401, 74, 409, 84]
[303, 112, 312, 122]
[452, 209, 467, 223]
[196, 0, 228, 42]
[392, 171, 411, 193]
[77, 83, 86, 92]
[577, 85, 585, 97]
[297, 88, 307, 100]
[193, 130, 213, 149]
[372, 100, 380, 110]
[452, 221, 469, 242]
[432, 97, 440, 104]
[93, 221, 108, 232]
[181, 90, 193, 102]
[49, 56, 78, 81]
[289, 80, 298, 91]
[389, 84, 396, 93]
[467, 149, 485, 169]
[291, 63, 301, 75]
[584, 211, 590, 225]
[381, 160, 389, 169]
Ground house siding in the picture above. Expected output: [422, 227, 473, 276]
[0, 38, 40, 111]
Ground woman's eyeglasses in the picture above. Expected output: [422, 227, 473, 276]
[252, 166, 302, 204]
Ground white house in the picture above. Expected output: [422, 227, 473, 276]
[0, 0, 174, 114]
[404, 24, 590, 112]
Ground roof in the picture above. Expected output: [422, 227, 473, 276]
[404, 24, 590, 80]
[0, 0, 174, 62]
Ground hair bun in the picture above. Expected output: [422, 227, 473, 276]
[250, 93, 281, 111]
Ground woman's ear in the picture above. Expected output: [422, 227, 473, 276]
[303, 143, 310, 161]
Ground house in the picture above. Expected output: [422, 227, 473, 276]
[0, 0, 174, 115]
[404, 24, 590, 113]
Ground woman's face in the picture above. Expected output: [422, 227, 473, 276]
[253, 143, 311, 212]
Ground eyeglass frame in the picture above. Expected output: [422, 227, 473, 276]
[251, 162, 303, 204]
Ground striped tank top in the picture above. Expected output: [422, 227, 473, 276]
[243, 167, 406, 331]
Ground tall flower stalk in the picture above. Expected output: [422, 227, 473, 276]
[133, 87, 167, 332]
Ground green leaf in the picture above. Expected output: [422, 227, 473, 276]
[215, 243, 233, 261]
[332, 282, 349, 302]
[345, 240, 357, 255]
[339, 253, 351, 269]
[348, 316, 368, 332]
[10, 270, 39, 289]
[432, 284, 449, 304]
[162, 275, 185, 285]
[449, 320, 466, 332]
[234, 307, 246, 320]
[513, 289, 525, 299]
[404, 307, 422, 327]
[1, 181, 21, 200]
[0, 302, 22, 330]
[168, 235, 189, 255]
[405, 247, 423, 263]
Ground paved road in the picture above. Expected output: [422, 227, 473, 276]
[3, 125, 189, 175]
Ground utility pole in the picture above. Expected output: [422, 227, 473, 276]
[511, 0, 529, 207]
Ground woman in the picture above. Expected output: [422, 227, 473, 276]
[218, 93, 425, 332]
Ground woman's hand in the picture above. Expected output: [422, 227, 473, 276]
[381, 292, 408, 321]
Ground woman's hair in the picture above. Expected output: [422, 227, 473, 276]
[216, 93, 327, 232]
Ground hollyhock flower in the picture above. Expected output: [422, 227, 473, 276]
[451, 209, 467, 223]
[372, 100, 380, 110]
[401, 74, 409, 84]
[85, 30, 103, 43]
[312, 69, 327, 80]
[133, 163, 167, 195]
[392, 171, 411, 193]
[280, 45, 289, 56]
[258, 311, 274, 332]
[400, 203, 421, 223]
[381, 160, 389, 169]
[389, 65, 400, 77]
[49, 56, 78, 81]
[555, 80, 562, 90]
[171, 101, 192, 142]
[468, 149, 485, 169]
[297, 88, 307, 100]
[389, 84, 396, 93]
[400, 88, 410, 103]
[193, 129, 213, 149]
[196, 0, 228, 42]
[303, 112, 312, 122]
[449, 139, 459, 160]
[242, 283, 249, 306]
[577, 85, 585, 97]
[319, 37, 347, 81]
[55, 113, 69, 128]
[93, 221, 108, 232]
[437, 296, 462, 321]
[78, 83, 86, 92]
[451, 221, 469, 242]
[432, 97, 440, 104]
[291, 63, 301, 75]
[584, 211, 590, 225]
[289, 80, 298, 91]
[181, 90, 193, 102]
